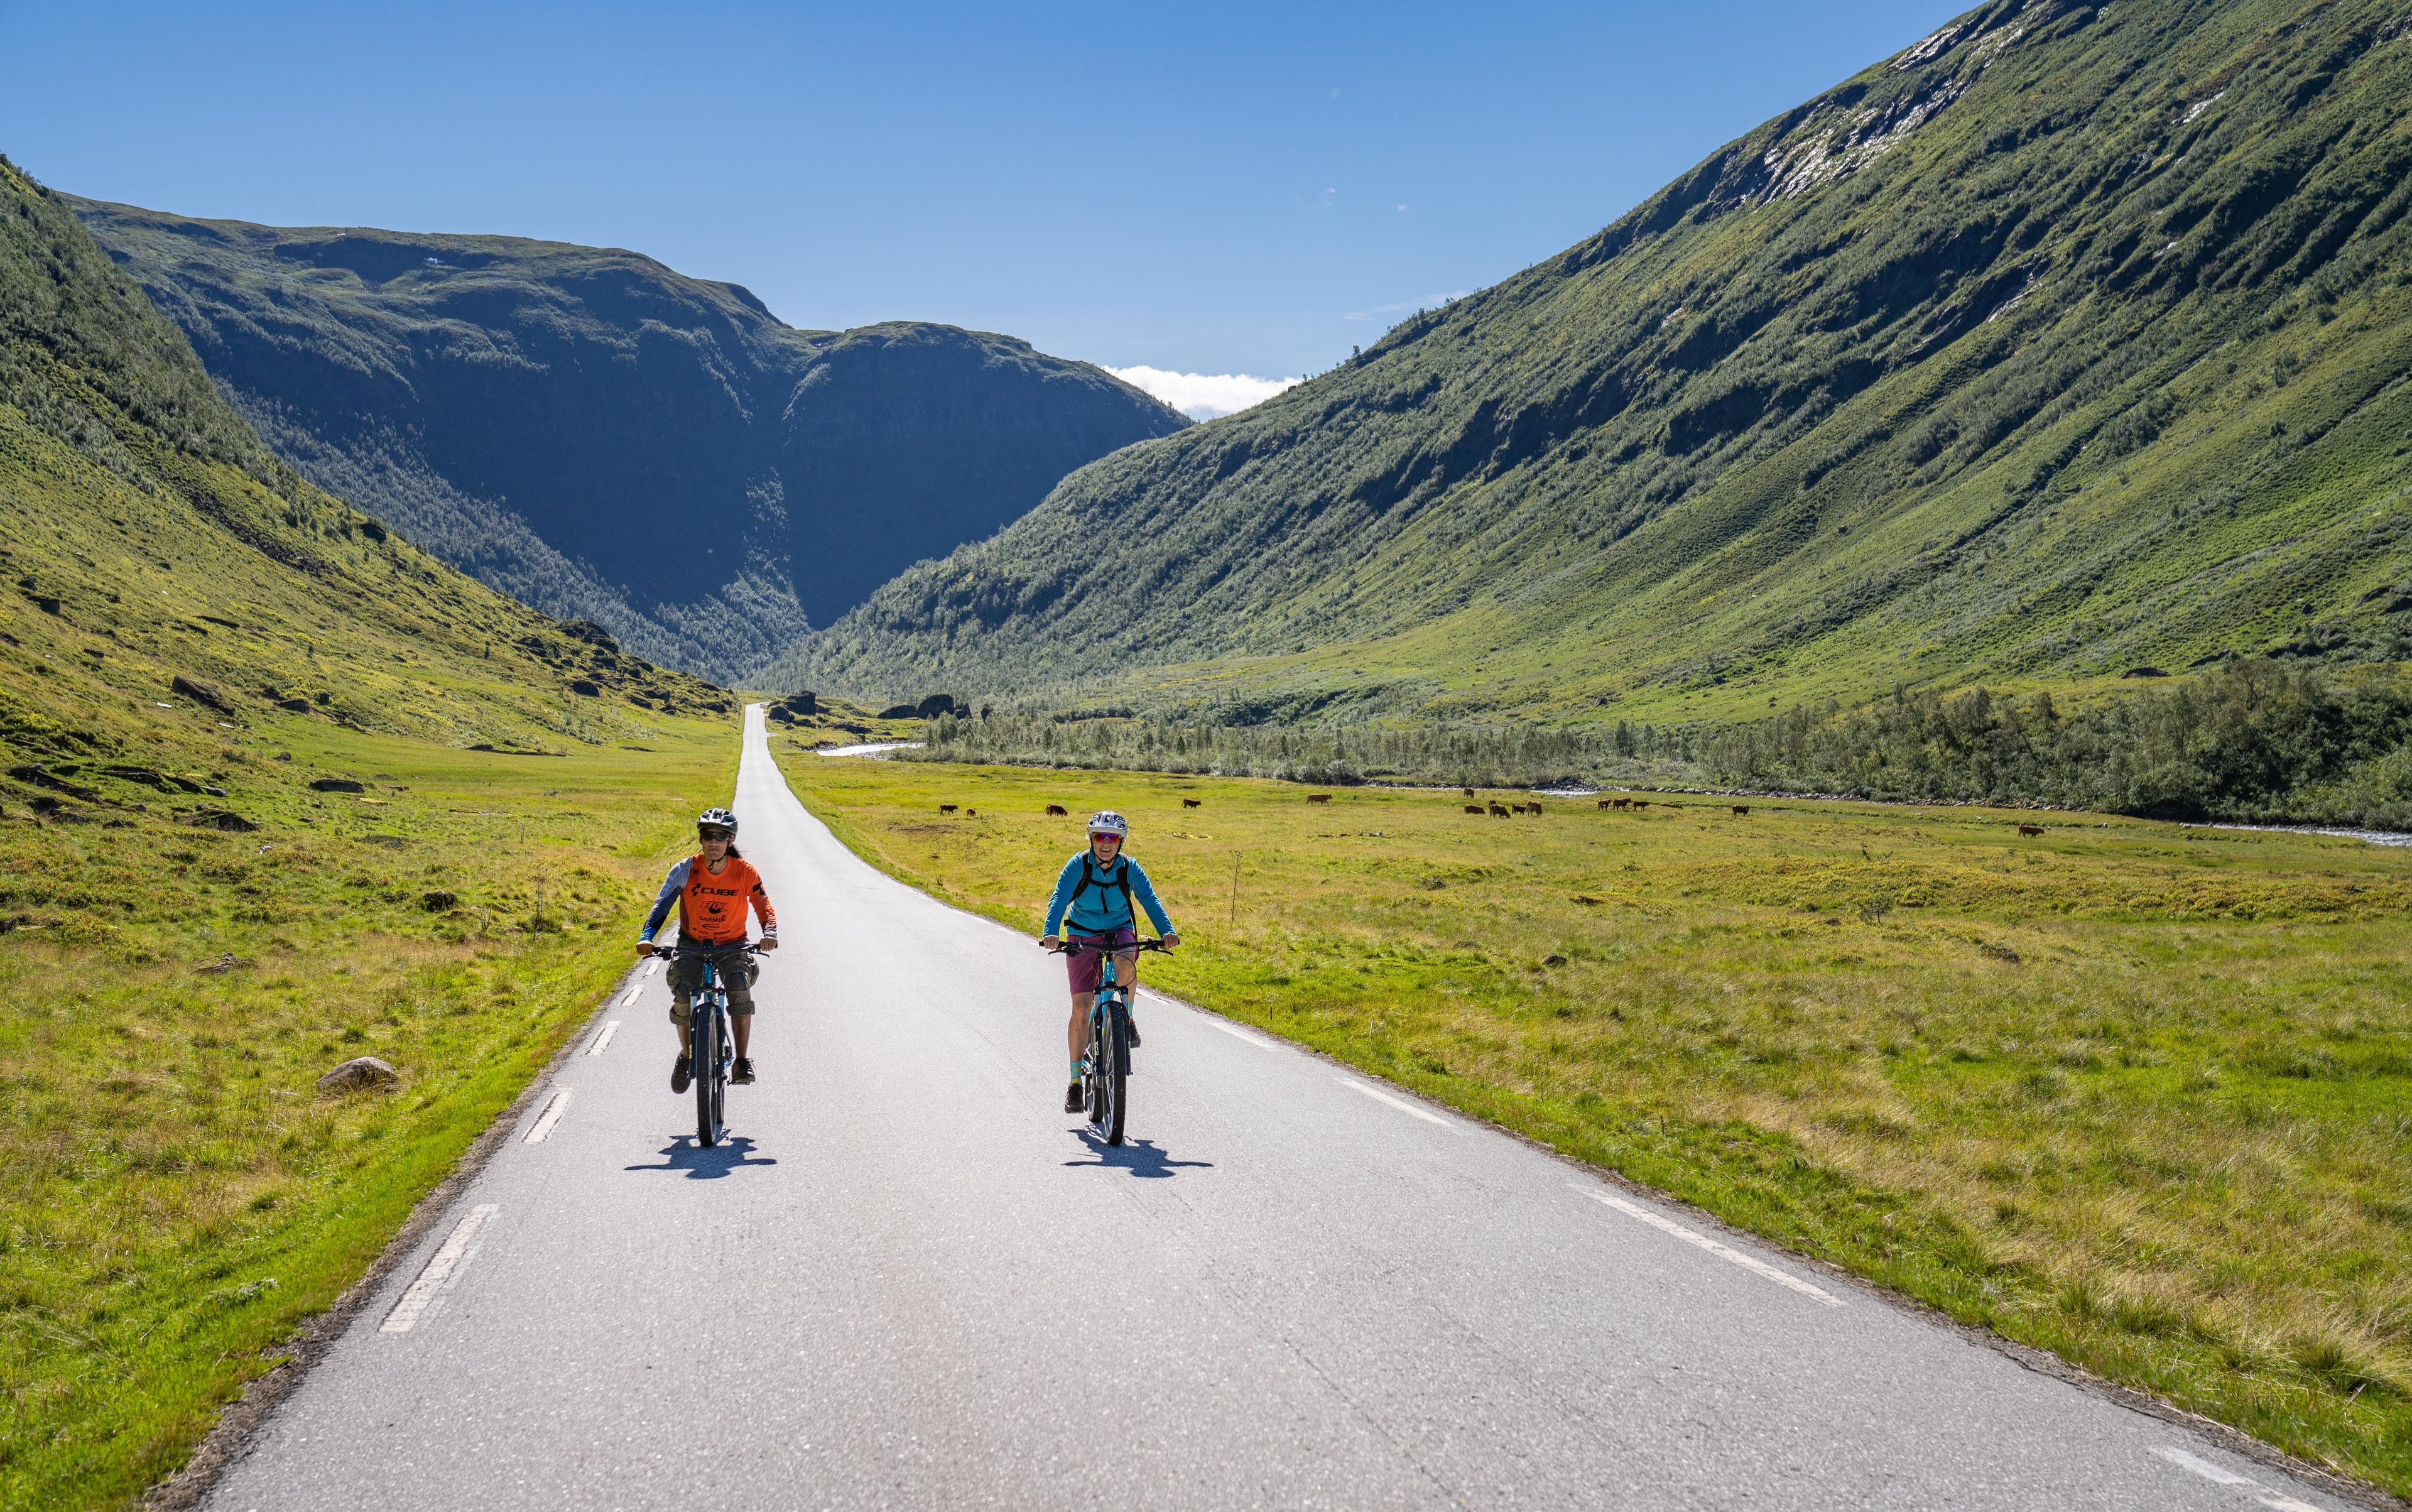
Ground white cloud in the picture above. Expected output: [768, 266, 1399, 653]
[1107, 366, 1303, 421]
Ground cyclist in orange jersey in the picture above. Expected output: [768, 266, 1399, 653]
[638, 807, 779, 1089]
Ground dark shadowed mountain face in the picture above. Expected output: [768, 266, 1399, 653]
[781, 0, 2412, 724]
[69, 204, 1189, 682]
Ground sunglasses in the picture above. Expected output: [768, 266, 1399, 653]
[698, 828, 734, 842]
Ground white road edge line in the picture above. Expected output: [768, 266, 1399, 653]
[523, 1087, 572, 1143]
[587, 1020, 621, 1055]
[1196, 1014, 1278, 1050]
[1574, 1185, 1845, 1307]
[2151, 1446, 2324, 1511]
[1335, 1075, 1463, 1131]
[379, 1204, 496, 1334]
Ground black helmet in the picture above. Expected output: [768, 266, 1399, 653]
[697, 806, 738, 837]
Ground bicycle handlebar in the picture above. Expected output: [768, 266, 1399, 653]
[647, 940, 761, 959]
[1046, 937, 1172, 955]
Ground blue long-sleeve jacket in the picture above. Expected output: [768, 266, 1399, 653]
[1045, 851, 1174, 937]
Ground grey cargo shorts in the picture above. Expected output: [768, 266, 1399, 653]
[666, 944, 759, 1024]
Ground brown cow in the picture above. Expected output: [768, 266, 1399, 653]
[2018, 824, 2043, 836]
[1526, 801, 1545, 815]
[1489, 802, 1510, 817]
[965, 808, 978, 817]
[1182, 798, 1202, 809]
[1045, 804, 1068, 816]
[938, 803, 958, 813]
[1462, 786, 1476, 798]
[1611, 798, 1631, 811]
[1632, 800, 1650, 810]
[1464, 805, 1484, 815]
[1308, 793, 1332, 804]
[1511, 802, 1528, 815]
[1731, 805, 1751, 817]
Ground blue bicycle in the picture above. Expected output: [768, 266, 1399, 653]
[1055, 937, 1168, 1146]
[661, 943, 752, 1147]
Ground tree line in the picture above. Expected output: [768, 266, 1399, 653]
[900, 660, 2412, 830]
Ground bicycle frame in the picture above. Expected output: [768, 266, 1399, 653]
[661, 944, 751, 1148]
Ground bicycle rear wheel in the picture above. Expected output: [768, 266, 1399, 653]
[695, 1003, 723, 1146]
[1100, 1001, 1129, 1146]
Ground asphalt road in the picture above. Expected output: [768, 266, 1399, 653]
[206, 709, 2355, 1511]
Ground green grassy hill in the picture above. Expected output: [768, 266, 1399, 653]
[783, 0, 2412, 729]
[72, 200, 1190, 683]
[0, 154, 751, 1509]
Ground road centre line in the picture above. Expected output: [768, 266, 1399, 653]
[379, 1204, 496, 1334]
[1574, 1186, 1845, 1307]
[617, 981, 643, 1007]
[1335, 1075, 1463, 1131]
[586, 1020, 620, 1055]
[524, 1087, 572, 1143]
[2152, 1447, 2325, 1511]
[644, 958, 661, 977]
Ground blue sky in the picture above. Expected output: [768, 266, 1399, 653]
[3, 1, 1963, 399]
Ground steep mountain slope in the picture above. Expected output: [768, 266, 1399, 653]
[72, 204, 1189, 682]
[785, 0, 2412, 724]
[0, 153, 728, 803]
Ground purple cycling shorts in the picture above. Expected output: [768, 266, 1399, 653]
[1064, 928, 1138, 997]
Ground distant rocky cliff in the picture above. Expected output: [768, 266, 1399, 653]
[73, 204, 1188, 681]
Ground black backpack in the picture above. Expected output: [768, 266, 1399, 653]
[1064, 854, 1134, 923]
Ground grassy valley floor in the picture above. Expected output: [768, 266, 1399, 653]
[0, 716, 739, 1509]
[786, 755, 2412, 1498]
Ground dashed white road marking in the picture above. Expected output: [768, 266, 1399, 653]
[1336, 1075, 1462, 1131]
[618, 980, 643, 1007]
[1575, 1185, 1845, 1307]
[644, 958, 661, 977]
[380, 1204, 496, 1334]
[524, 1087, 572, 1143]
[586, 1020, 621, 1056]
[2152, 1446, 2325, 1510]
[1197, 1014, 1278, 1050]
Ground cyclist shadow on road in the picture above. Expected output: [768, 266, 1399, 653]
[625, 1135, 778, 1180]
[1062, 1133, 1212, 1178]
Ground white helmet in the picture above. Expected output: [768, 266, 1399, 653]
[1086, 810, 1129, 838]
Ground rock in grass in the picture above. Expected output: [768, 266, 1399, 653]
[317, 1056, 398, 1092]
[420, 890, 458, 911]
[308, 777, 365, 793]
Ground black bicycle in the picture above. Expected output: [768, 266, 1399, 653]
[1054, 937, 1169, 1146]
[658, 943, 754, 1148]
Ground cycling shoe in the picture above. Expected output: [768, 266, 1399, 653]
[671, 1052, 692, 1095]
[732, 1057, 756, 1084]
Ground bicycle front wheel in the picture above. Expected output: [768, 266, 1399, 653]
[1100, 1002, 1129, 1146]
[695, 1006, 722, 1147]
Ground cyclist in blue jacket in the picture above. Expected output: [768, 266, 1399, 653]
[1039, 810, 1179, 1112]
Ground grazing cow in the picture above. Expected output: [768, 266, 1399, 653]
[2018, 824, 2043, 836]
[1045, 803, 1068, 816]
[1489, 802, 1510, 817]
[1308, 793, 1332, 804]
[938, 803, 958, 814]
[1731, 805, 1751, 817]
[1462, 786, 1476, 797]
[1464, 805, 1484, 815]
[1526, 801, 1544, 815]
[965, 808, 977, 817]
[1511, 802, 1528, 815]
[1611, 798, 1631, 811]
[1632, 800, 1650, 810]
[1182, 798, 1202, 809]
